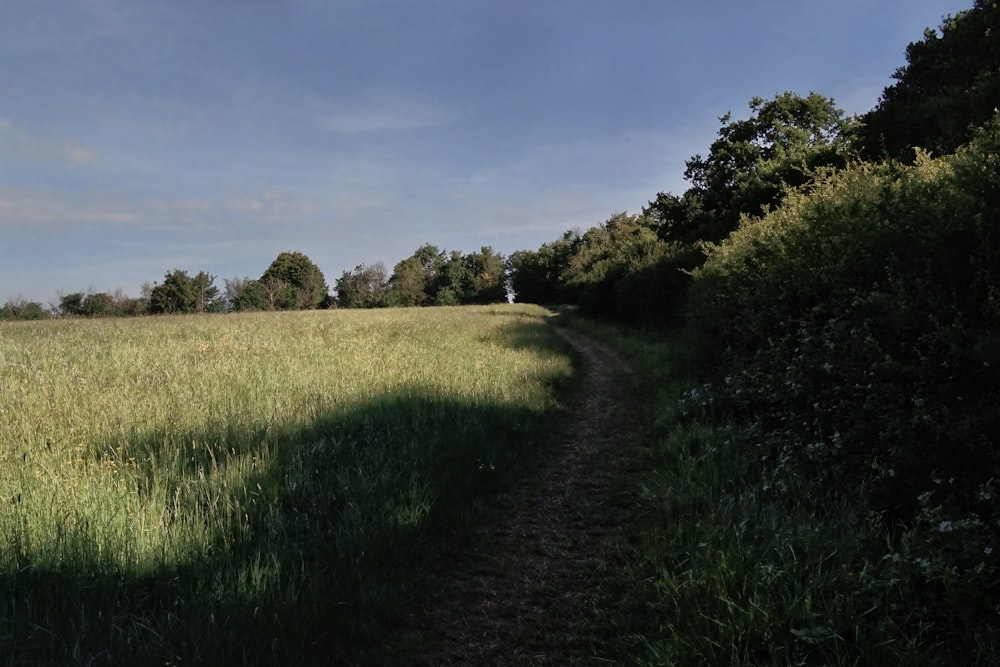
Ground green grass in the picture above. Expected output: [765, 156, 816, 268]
[0, 305, 575, 665]
[555, 310, 997, 666]
[8, 304, 983, 664]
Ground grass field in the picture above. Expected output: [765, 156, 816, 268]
[0, 305, 576, 664]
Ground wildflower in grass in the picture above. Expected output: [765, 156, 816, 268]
[985, 547, 993, 555]
[938, 520, 955, 533]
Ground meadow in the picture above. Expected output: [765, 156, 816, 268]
[0, 305, 576, 664]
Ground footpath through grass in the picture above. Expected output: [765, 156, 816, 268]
[0, 305, 575, 665]
[558, 308, 998, 666]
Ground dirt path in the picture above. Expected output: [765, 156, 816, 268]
[401, 322, 643, 665]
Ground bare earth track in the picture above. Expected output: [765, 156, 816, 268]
[400, 322, 644, 665]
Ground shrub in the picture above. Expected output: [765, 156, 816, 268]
[689, 114, 1000, 519]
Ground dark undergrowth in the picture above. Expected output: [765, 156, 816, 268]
[556, 306, 1000, 665]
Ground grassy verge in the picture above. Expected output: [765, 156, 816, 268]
[0, 305, 576, 665]
[553, 309, 981, 665]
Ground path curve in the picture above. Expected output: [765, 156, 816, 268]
[402, 322, 642, 665]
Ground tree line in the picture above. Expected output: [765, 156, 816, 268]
[507, 2, 998, 329]
[503, 1, 999, 657]
[4, 1, 996, 327]
[0, 243, 511, 320]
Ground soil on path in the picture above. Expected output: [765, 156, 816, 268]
[400, 322, 644, 665]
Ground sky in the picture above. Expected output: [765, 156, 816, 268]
[0, 0, 974, 305]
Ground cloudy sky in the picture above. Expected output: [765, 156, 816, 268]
[1, 0, 972, 304]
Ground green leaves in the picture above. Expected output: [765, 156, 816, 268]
[689, 114, 1000, 513]
[260, 251, 329, 310]
[148, 269, 224, 314]
[861, 0, 1000, 161]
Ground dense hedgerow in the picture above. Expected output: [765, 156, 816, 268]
[686, 116, 1000, 651]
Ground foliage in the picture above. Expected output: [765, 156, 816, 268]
[259, 251, 329, 310]
[432, 250, 470, 306]
[58, 291, 148, 318]
[508, 93, 857, 328]
[860, 0, 1000, 161]
[681, 116, 1000, 656]
[225, 276, 269, 312]
[81, 292, 115, 317]
[380, 244, 508, 308]
[385, 243, 447, 307]
[548, 310, 1000, 665]
[58, 292, 86, 317]
[148, 270, 224, 315]
[522, 212, 696, 328]
[335, 262, 390, 308]
[509, 231, 580, 305]
[0, 298, 50, 321]
[388, 256, 430, 306]
[461, 246, 507, 304]
[664, 91, 857, 246]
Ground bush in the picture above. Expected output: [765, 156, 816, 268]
[689, 114, 1000, 521]
[681, 115, 1000, 658]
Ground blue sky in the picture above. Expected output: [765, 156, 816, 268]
[1, 0, 973, 304]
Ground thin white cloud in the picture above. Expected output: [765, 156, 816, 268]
[0, 189, 141, 231]
[314, 88, 459, 134]
[0, 117, 98, 165]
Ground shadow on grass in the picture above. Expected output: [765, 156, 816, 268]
[1, 321, 574, 666]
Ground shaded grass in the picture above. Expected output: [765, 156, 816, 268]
[0, 305, 576, 664]
[551, 309, 967, 665]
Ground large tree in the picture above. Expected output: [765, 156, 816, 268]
[259, 251, 329, 310]
[860, 0, 1000, 160]
[81, 292, 115, 317]
[463, 246, 507, 304]
[509, 231, 580, 305]
[225, 277, 269, 312]
[58, 292, 86, 317]
[335, 262, 390, 309]
[432, 250, 470, 306]
[148, 270, 223, 314]
[651, 91, 856, 246]
[388, 257, 429, 306]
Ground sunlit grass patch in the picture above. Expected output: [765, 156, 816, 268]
[0, 304, 573, 663]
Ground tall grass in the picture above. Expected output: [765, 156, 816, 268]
[554, 309, 987, 666]
[0, 305, 574, 664]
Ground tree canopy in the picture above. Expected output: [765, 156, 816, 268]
[651, 91, 856, 246]
[148, 270, 223, 315]
[260, 251, 329, 310]
[860, 0, 1000, 160]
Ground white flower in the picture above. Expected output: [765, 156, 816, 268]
[938, 520, 955, 533]
[985, 547, 993, 555]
